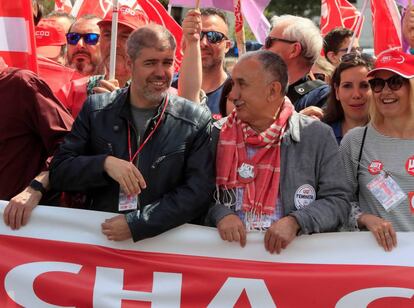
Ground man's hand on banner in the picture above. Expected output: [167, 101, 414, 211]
[3, 187, 42, 230]
[101, 214, 132, 241]
[93, 79, 120, 94]
[217, 214, 247, 247]
[264, 216, 300, 254]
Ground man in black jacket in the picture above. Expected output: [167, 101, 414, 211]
[50, 24, 214, 242]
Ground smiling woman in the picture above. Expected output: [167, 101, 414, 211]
[340, 49, 414, 252]
[324, 53, 372, 144]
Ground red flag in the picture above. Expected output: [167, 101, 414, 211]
[72, 0, 182, 70]
[0, 0, 38, 73]
[371, 0, 402, 56]
[137, 0, 183, 70]
[320, 0, 364, 37]
[55, 0, 73, 13]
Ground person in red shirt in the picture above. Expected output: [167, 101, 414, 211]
[0, 65, 73, 230]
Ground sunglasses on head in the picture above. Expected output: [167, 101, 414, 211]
[200, 31, 227, 44]
[339, 52, 364, 63]
[368, 75, 406, 93]
[264, 36, 296, 49]
[313, 73, 326, 82]
[66, 32, 100, 45]
[338, 46, 364, 54]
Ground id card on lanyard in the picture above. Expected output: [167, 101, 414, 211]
[118, 95, 170, 212]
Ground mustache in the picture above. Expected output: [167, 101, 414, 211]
[72, 50, 91, 58]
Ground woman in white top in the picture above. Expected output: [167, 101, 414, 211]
[340, 49, 414, 251]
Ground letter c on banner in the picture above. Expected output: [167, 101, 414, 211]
[336, 287, 414, 308]
[4, 261, 82, 308]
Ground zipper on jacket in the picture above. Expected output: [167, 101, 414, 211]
[151, 148, 185, 169]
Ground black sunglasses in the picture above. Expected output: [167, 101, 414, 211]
[66, 32, 100, 45]
[313, 73, 326, 82]
[368, 75, 407, 93]
[264, 36, 296, 49]
[200, 31, 228, 44]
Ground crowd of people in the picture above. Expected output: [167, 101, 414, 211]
[1, 0, 413, 253]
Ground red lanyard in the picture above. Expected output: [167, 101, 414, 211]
[127, 95, 169, 163]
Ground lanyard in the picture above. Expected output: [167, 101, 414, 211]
[127, 95, 169, 163]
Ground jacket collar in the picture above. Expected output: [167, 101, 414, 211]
[119, 87, 169, 123]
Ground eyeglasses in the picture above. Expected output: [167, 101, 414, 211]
[313, 73, 326, 82]
[66, 32, 100, 45]
[368, 75, 407, 93]
[264, 36, 296, 49]
[200, 31, 228, 44]
[338, 47, 364, 54]
[340, 52, 363, 63]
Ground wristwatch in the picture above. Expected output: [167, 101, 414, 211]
[29, 180, 46, 195]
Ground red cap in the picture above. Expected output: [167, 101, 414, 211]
[98, 5, 149, 31]
[35, 19, 66, 59]
[368, 49, 414, 79]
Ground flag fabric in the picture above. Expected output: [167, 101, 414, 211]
[169, 0, 271, 44]
[72, 0, 183, 70]
[1, 202, 414, 307]
[371, 0, 402, 55]
[396, 0, 409, 8]
[0, 0, 37, 73]
[320, 0, 364, 37]
[55, 0, 73, 13]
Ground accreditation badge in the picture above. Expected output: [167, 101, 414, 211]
[366, 171, 406, 212]
[118, 191, 138, 212]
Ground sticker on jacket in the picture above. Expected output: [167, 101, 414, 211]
[294, 184, 316, 210]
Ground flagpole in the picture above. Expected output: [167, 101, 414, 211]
[234, 0, 246, 56]
[109, 0, 119, 80]
[347, 0, 368, 53]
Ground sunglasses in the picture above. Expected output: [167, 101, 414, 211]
[313, 73, 326, 82]
[66, 32, 100, 45]
[338, 46, 364, 54]
[368, 75, 406, 93]
[340, 52, 363, 63]
[200, 31, 228, 44]
[264, 36, 296, 49]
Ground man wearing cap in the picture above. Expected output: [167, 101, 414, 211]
[50, 24, 214, 242]
[66, 15, 103, 76]
[57, 6, 149, 118]
[35, 18, 67, 65]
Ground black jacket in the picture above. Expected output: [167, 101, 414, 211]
[50, 88, 214, 241]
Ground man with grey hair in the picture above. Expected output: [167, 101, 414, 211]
[208, 50, 350, 254]
[50, 24, 214, 243]
[264, 15, 329, 117]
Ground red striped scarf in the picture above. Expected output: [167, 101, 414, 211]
[216, 98, 294, 216]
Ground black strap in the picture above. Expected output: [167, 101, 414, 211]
[355, 126, 368, 196]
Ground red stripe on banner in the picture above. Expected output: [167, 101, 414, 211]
[1, 235, 414, 307]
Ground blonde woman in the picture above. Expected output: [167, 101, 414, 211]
[340, 49, 414, 251]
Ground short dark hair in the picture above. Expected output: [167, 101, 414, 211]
[323, 27, 354, 55]
[324, 55, 372, 124]
[32, 0, 43, 26]
[242, 50, 289, 95]
[219, 78, 233, 117]
[200, 8, 228, 25]
[127, 24, 176, 61]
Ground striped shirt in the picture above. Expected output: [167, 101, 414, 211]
[340, 124, 414, 231]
